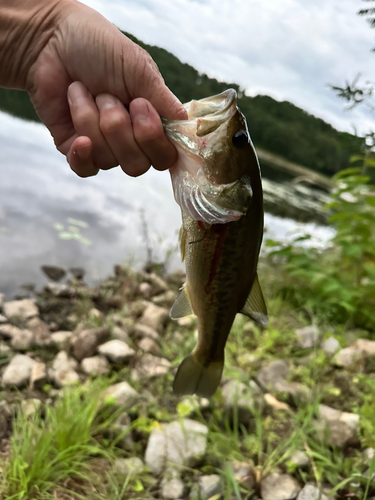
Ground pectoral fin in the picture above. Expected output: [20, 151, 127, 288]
[170, 286, 193, 319]
[240, 274, 268, 326]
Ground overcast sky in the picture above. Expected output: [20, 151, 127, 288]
[81, 0, 375, 135]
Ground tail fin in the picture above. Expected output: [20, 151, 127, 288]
[173, 353, 224, 398]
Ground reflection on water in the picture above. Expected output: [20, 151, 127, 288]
[0, 111, 334, 298]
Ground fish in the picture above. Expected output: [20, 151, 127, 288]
[163, 89, 268, 398]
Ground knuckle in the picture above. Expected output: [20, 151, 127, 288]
[137, 121, 164, 144]
[75, 108, 96, 130]
[121, 160, 150, 177]
[100, 111, 128, 136]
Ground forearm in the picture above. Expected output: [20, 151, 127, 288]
[0, 0, 71, 89]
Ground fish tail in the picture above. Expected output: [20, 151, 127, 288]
[173, 353, 224, 398]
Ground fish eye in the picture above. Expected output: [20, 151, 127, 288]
[232, 130, 248, 148]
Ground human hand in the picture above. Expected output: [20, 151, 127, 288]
[1, 0, 187, 177]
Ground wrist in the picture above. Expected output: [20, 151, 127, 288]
[0, 0, 74, 89]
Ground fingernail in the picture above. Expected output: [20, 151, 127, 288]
[96, 94, 119, 111]
[132, 100, 149, 121]
[68, 82, 88, 106]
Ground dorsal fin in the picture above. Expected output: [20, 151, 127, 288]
[240, 274, 268, 326]
[170, 286, 193, 319]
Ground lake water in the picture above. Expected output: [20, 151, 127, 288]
[0, 111, 334, 298]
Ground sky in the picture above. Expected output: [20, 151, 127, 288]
[80, 0, 375, 136]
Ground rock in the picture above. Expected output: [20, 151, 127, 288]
[257, 359, 289, 389]
[51, 368, 80, 387]
[81, 356, 110, 376]
[161, 468, 184, 499]
[145, 419, 208, 474]
[198, 474, 222, 500]
[30, 362, 48, 390]
[177, 397, 210, 417]
[273, 379, 311, 401]
[2, 354, 36, 387]
[3, 299, 38, 320]
[355, 338, 375, 356]
[110, 413, 134, 450]
[152, 290, 176, 308]
[138, 282, 152, 299]
[50, 351, 80, 387]
[264, 393, 290, 411]
[144, 272, 169, 296]
[295, 325, 320, 348]
[72, 327, 110, 361]
[0, 341, 11, 353]
[231, 461, 255, 488]
[177, 316, 196, 328]
[112, 457, 144, 475]
[41, 265, 66, 281]
[0, 324, 34, 351]
[52, 351, 78, 372]
[98, 339, 135, 364]
[322, 337, 340, 356]
[297, 484, 328, 500]
[112, 325, 129, 342]
[132, 354, 171, 380]
[317, 404, 359, 447]
[21, 398, 42, 417]
[139, 303, 169, 333]
[27, 317, 50, 346]
[69, 267, 85, 280]
[261, 473, 301, 500]
[50, 331, 73, 350]
[138, 337, 161, 356]
[222, 380, 255, 424]
[362, 447, 375, 464]
[134, 323, 159, 340]
[45, 283, 74, 298]
[103, 382, 141, 409]
[333, 347, 364, 368]
[0, 314, 7, 324]
[289, 450, 309, 468]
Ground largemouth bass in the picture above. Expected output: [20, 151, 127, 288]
[163, 89, 268, 398]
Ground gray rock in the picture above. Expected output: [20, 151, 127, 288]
[144, 272, 169, 296]
[0, 314, 7, 324]
[139, 302, 169, 333]
[45, 283, 74, 298]
[273, 379, 311, 401]
[27, 317, 50, 346]
[257, 359, 289, 388]
[261, 473, 301, 500]
[231, 461, 255, 488]
[50, 351, 80, 387]
[41, 265, 66, 281]
[161, 468, 184, 499]
[98, 339, 135, 363]
[362, 447, 375, 464]
[2, 354, 36, 387]
[52, 351, 78, 372]
[132, 354, 171, 380]
[138, 337, 161, 356]
[81, 356, 110, 376]
[145, 419, 208, 474]
[317, 404, 359, 447]
[289, 450, 309, 468]
[112, 325, 129, 342]
[295, 325, 320, 348]
[50, 331, 73, 350]
[152, 290, 176, 308]
[297, 484, 328, 500]
[3, 299, 38, 320]
[21, 398, 42, 417]
[198, 475, 222, 500]
[134, 323, 159, 340]
[72, 327, 110, 361]
[222, 380, 255, 424]
[30, 362, 48, 390]
[112, 457, 144, 475]
[138, 282, 153, 299]
[0, 324, 34, 351]
[322, 337, 340, 356]
[333, 347, 364, 368]
[103, 382, 141, 409]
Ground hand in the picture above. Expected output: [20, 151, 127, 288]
[20, 0, 188, 177]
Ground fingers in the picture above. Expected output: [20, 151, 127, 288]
[67, 136, 99, 178]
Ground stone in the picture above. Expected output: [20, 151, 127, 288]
[52, 351, 78, 372]
[2, 354, 36, 387]
[30, 362, 48, 390]
[72, 327, 110, 361]
[333, 347, 364, 368]
[27, 317, 50, 346]
[144, 272, 169, 296]
[132, 354, 171, 380]
[222, 380, 255, 424]
[45, 283, 74, 298]
[261, 473, 301, 500]
[295, 325, 320, 348]
[257, 359, 289, 389]
[98, 340, 135, 363]
[81, 356, 110, 376]
[112, 457, 144, 475]
[10, 327, 34, 351]
[103, 382, 141, 409]
[297, 484, 328, 500]
[0, 314, 7, 324]
[161, 468, 184, 499]
[355, 338, 375, 356]
[289, 450, 309, 468]
[317, 404, 359, 447]
[134, 323, 159, 340]
[362, 447, 375, 464]
[264, 393, 290, 411]
[3, 299, 38, 320]
[50, 351, 80, 387]
[145, 419, 208, 474]
[138, 282, 152, 299]
[321, 337, 340, 356]
[41, 265, 66, 281]
[69, 267, 85, 280]
[198, 474, 222, 500]
[139, 302, 169, 333]
[231, 461, 255, 488]
[152, 290, 176, 308]
[50, 331, 73, 350]
[112, 325, 129, 342]
[0, 341, 11, 353]
[21, 398, 42, 417]
[138, 337, 161, 356]
[273, 379, 311, 401]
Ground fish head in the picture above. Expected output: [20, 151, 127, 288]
[164, 89, 260, 224]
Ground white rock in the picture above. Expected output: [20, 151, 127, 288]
[45, 283, 74, 297]
[145, 419, 208, 474]
[2, 354, 36, 387]
[81, 356, 110, 376]
[231, 461, 255, 488]
[50, 331, 73, 350]
[27, 317, 50, 346]
[138, 337, 161, 356]
[144, 273, 169, 296]
[103, 382, 141, 409]
[297, 484, 328, 500]
[139, 302, 169, 333]
[21, 398, 42, 417]
[134, 323, 159, 340]
[52, 351, 78, 372]
[198, 474, 222, 500]
[355, 338, 375, 356]
[322, 337, 340, 356]
[264, 393, 290, 411]
[112, 457, 144, 475]
[152, 290, 176, 308]
[50, 351, 80, 388]
[0, 341, 11, 353]
[317, 404, 359, 447]
[30, 362, 48, 390]
[98, 339, 135, 363]
[3, 299, 38, 320]
[289, 450, 309, 468]
[362, 447, 375, 464]
[112, 325, 129, 342]
[261, 473, 301, 500]
[138, 282, 152, 299]
[333, 347, 364, 368]
[295, 325, 320, 348]
[132, 354, 171, 380]
[161, 468, 184, 499]
[257, 359, 289, 388]
[0, 324, 34, 350]
[0, 314, 7, 324]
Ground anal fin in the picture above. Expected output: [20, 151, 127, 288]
[170, 286, 193, 319]
[240, 274, 268, 326]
